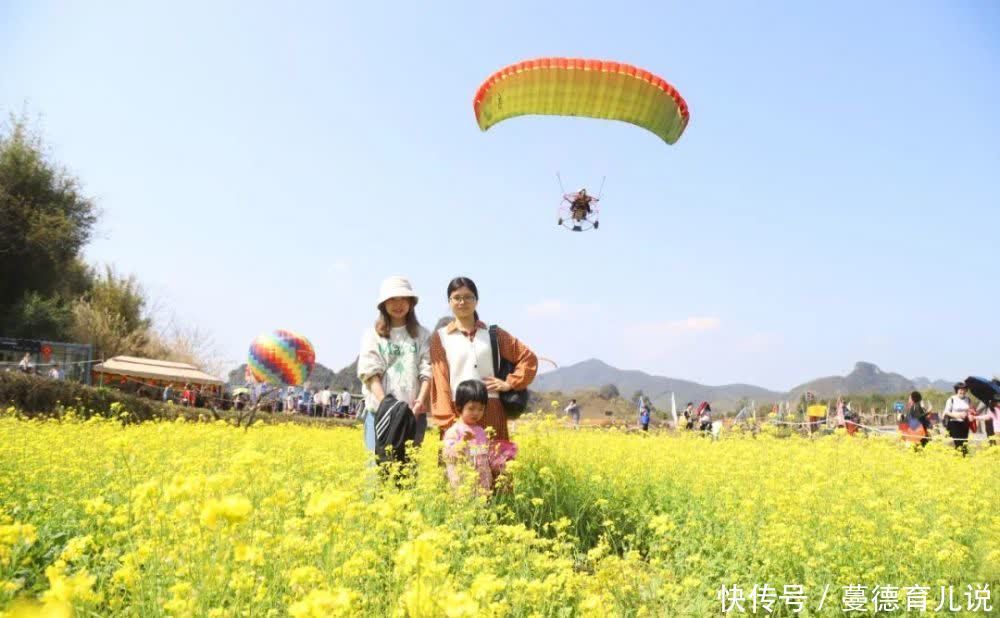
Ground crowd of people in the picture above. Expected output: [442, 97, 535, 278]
[274, 386, 362, 418]
[9, 352, 67, 380]
[897, 383, 998, 453]
[10, 276, 995, 488]
[563, 385, 999, 455]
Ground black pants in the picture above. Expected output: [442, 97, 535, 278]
[374, 403, 416, 465]
[946, 420, 969, 453]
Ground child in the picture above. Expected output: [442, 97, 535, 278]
[442, 380, 495, 492]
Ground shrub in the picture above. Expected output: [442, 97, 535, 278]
[0, 371, 168, 420]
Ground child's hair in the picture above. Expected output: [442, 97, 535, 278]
[455, 379, 488, 411]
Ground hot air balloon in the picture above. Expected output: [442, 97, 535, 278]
[248, 330, 315, 386]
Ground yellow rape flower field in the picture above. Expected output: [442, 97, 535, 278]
[0, 407, 997, 617]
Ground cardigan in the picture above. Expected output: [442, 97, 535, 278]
[429, 320, 538, 430]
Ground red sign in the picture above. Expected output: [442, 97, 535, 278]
[40, 344, 53, 361]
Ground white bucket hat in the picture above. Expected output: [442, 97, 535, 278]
[377, 276, 419, 308]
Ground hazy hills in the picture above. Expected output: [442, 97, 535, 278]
[533, 359, 953, 408]
[227, 360, 362, 392]
[226, 353, 953, 409]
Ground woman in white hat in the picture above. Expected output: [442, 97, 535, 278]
[357, 276, 433, 451]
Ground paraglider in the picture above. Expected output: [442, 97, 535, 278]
[473, 57, 690, 144]
[559, 190, 599, 232]
[248, 330, 315, 386]
[557, 174, 603, 232]
[474, 58, 688, 231]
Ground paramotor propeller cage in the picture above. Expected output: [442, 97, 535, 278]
[558, 192, 600, 232]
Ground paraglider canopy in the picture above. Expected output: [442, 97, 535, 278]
[474, 57, 690, 144]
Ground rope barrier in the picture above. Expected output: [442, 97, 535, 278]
[1, 358, 105, 369]
[765, 418, 985, 444]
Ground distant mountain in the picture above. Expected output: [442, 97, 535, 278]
[227, 354, 953, 407]
[789, 362, 954, 399]
[228, 360, 361, 392]
[912, 376, 955, 392]
[533, 358, 953, 408]
[532, 358, 784, 410]
[788, 362, 912, 399]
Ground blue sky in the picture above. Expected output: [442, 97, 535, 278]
[2, 1, 998, 390]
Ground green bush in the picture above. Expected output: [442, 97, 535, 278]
[0, 371, 169, 420]
[0, 371, 362, 428]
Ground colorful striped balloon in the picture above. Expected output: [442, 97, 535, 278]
[247, 330, 315, 386]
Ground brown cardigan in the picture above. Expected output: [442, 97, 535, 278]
[429, 320, 537, 441]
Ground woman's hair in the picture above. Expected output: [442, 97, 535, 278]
[447, 276, 480, 322]
[455, 379, 488, 411]
[910, 391, 922, 404]
[375, 298, 420, 338]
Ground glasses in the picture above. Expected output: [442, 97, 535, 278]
[449, 295, 477, 304]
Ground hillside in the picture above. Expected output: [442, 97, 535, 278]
[789, 361, 914, 399]
[533, 358, 953, 409]
[912, 376, 955, 392]
[532, 358, 783, 410]
[228, 360, 362, 392]
[529, 389, 639, 421]
[225, 355, 954, 408]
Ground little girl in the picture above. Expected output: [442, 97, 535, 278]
[443, 380, 515, 492]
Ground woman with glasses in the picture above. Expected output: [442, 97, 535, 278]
[429, 277, 537, 442]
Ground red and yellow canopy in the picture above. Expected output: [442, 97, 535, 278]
[474, 58, 689, 145]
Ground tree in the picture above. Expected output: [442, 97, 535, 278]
[631, 389, 645, 403]
[598, 384, 620, 400]
[0, 114, 97, 338]
[150, 322, 225, 377]
[69, 267, 155, 358]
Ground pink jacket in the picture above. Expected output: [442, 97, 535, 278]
[974, 406, 999, 431]
[442, 421, 492, 490]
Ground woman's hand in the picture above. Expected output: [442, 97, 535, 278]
[483, 377, 511, 393]
[411, 399, 426, 416]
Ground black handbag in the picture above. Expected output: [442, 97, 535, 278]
[488, 325, 529, 418]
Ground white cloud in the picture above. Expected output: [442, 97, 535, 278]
[524, 300, 568, 318]
[634, 316, 722, 336]
[864, 334, 890, 347]
[743, 331, 784, 350]
[523, 300, 603, 320]
[327, 258, 354, 287]
[621, 316, 723, 361]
